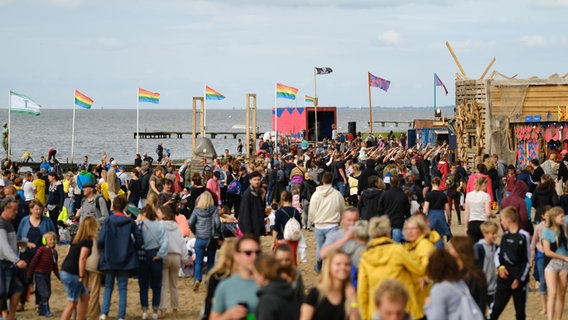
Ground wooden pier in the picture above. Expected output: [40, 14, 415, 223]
[134, 131, 264, 140]
[368, 121, 413, 127]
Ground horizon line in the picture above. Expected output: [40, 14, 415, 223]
[8, 105, 456, 110]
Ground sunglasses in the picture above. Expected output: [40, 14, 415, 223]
[241, 250, 261, 256]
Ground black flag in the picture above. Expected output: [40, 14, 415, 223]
[315, 67, 333, 75]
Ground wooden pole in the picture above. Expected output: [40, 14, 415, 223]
[200, 98, 205, 138]
[246, 94, 251, 158]
[368, 72, 373, 135]
[479, 57, 496, 80]
[445, 41, 468, 78]
[192, 97, 198, 152]
[251, 94, 257, 152]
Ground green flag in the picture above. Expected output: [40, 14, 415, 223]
[10, 91, 41, 116]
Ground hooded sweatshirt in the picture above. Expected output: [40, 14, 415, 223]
[358, 159, 379, 195]
[358, 187, 383, 220]
[189, 206, 221, 240]
[162, 220, 189, 262]
[98, 215, 143, 271]
[256, 279, 300, 320]
[358, 237, 424, 320]
[309, 184, 346, 227]
[501, 180, 531, 232]
[474, 239, 498, 295]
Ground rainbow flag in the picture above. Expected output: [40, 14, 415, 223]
[276, 83, 298, 100]
[305, 95, 315, 104]
[205, 86, 225, 100]
[75, 90, 93, 109]
[138, 88, 160, 104]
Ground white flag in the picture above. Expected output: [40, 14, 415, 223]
[10, 91, 41, 116]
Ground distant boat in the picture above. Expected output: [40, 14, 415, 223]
[232, 124, 259, 130]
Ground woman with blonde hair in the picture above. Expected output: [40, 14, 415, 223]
[542, 207, 568, 320]
[348, 163, 361, 207]
[300, 251, 359, 320]
[157, 205, 191, 317]
[201, 238, 237, 320]
[403, 215, 436, 311]
[189, 190, 221, 290]
[358, 216, 423, 320]
[465, 176, 495, 243]
[60, 216, 99, 320]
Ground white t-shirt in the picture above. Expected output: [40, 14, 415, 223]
[466, 190, 491, 222]
[23, 180, 36, 201]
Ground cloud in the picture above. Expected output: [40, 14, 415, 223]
[378, 30, 404, 47]
[520, 35, 568, 46]
[534, 0, 568, 8]
[97, 37, 122, 50]
[0, 0, 13, 6]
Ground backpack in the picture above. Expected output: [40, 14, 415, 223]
[95, 195, 110, 212]
[448, 283, 485, 320]
[282, 208, 302, 241]
[227, 179, 242, 196]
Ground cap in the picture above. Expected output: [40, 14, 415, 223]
[83, 181, 95, 188]
[110, 160, 118, 167]
[119, 165, 126, 170]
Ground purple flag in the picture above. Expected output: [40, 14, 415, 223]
[435, 73, 448, 95]
[369, 73, 390, 92]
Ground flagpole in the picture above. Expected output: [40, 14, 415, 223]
[314, 67, 319, 144]
[274, 83, 278, 152]
[368, 72, 373, 135]
[71, 90, 77, 163]
[7, 90, 11, 160]
[204, 85, 207, 135]
[136, 88, 140, 155]
[433, 73, 437, 118]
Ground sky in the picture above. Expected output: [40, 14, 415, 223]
[0, 0, 567, 110]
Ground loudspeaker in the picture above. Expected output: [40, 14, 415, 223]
[348, 122, 356, 136]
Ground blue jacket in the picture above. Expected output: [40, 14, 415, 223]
[98, 214, 142, 271]
[40, 161, 51, 173]
[17, 216, 56, 245]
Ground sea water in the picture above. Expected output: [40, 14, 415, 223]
[2, 107, 449, 164]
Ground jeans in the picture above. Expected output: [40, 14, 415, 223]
[138, 249, 163, 310]
[314, 225, 339, 272]
[194, 238, 217, 282]
[391, 228, 404, 243]
[333, 181, 345, 196]
[535, 254, 547, 295]
[496, 182, 504, 207]
[35, 273, 51, 305]
[101, 270, 129, 319]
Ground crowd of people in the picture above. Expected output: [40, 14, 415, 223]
[1, 133, 568, 320]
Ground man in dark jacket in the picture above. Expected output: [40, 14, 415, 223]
[357, 159, 379, 195]
[238, 171, 266, 237]
[98, 195, 143, 320]
[140, 165, 152, 206]
[377, 176, 409, 242]
[358, 176, 383, 220]
[530, 159, 544, 192]
[300, 173, 317, 230]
